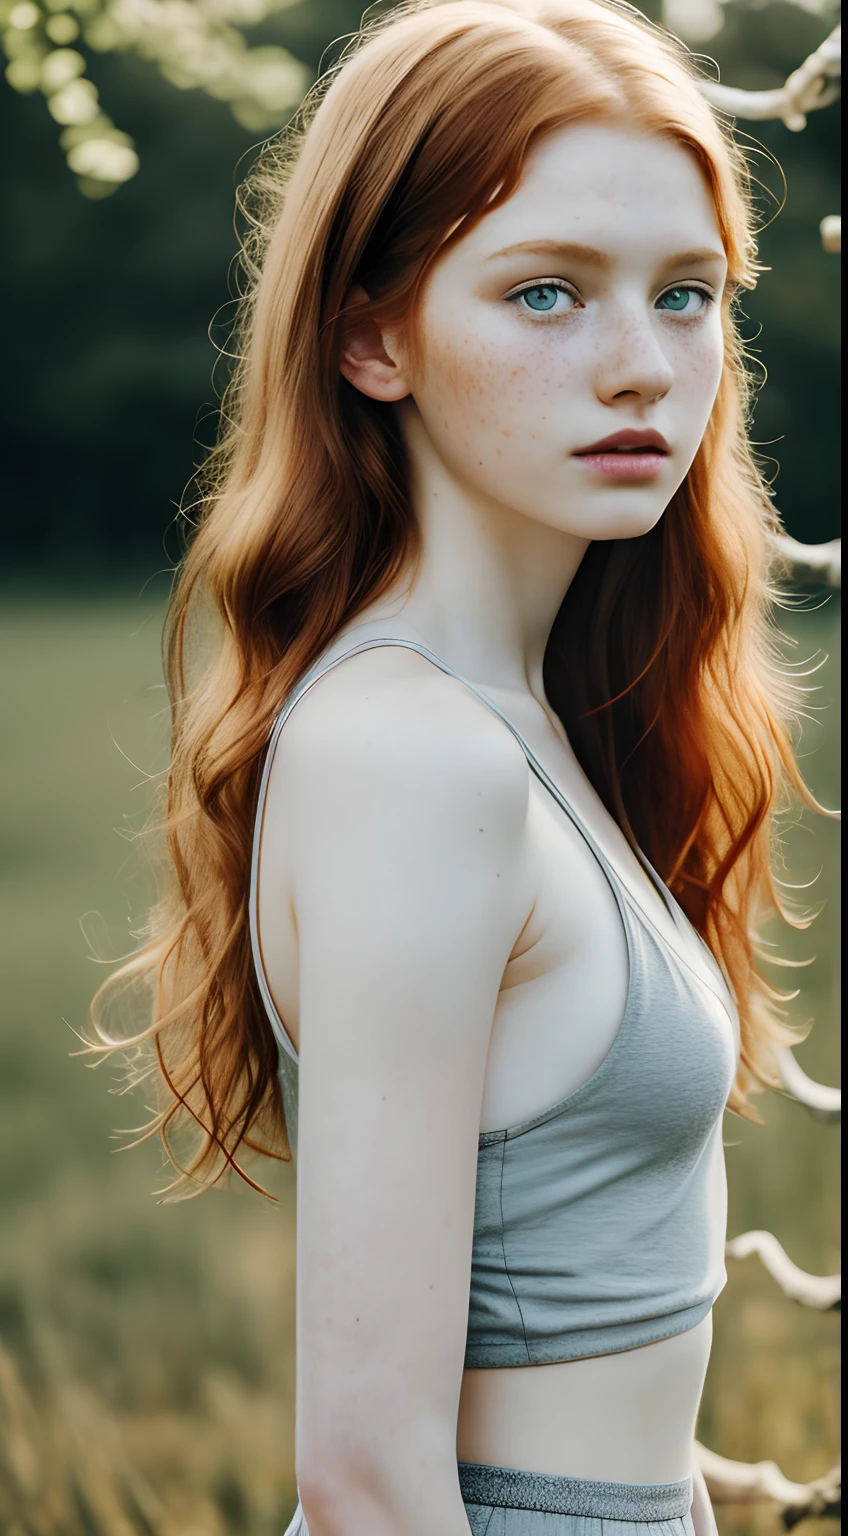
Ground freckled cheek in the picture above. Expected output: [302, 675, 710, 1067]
[418, 341, 501, 436]
[681, 325, 724, 398]
[420, 329, 570, 440]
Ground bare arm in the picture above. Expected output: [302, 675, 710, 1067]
[268, 655, 531, 1536]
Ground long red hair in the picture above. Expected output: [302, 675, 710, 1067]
[90, 0, 822, 1197]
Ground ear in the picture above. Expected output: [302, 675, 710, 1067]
[338, 284, 411, 402]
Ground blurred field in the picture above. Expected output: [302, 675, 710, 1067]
[0, 590, 840, 1536]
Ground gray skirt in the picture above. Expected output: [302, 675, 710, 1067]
[283, 1459, 695, 1534]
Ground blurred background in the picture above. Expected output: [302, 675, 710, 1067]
[0, 0, 840, 1532]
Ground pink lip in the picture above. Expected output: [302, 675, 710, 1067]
[572, 428, 670, 482]
[575, 428, 670, 455]
[574, 451, 666, 480]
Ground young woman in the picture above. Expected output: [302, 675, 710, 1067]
[92, 1, 821, 1531]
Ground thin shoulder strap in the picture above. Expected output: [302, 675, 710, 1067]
[249, 636, 644, 1061]
[251, 635, 738, 1068]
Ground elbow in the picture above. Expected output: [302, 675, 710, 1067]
[296, 1439, 377, 1532]
[295, 1463, 349, 1536]
[296, 1421, 455, 1534]
[296, 1454, 391, 1536]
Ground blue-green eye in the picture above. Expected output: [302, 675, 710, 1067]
[522, 284, 560, 311]
[656, 286, 710, 315]
[508, 280, 576, 315]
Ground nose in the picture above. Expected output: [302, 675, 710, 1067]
[593, 307, 674, 408]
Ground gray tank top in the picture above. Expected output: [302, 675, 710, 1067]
[249, 638, 740, 1367]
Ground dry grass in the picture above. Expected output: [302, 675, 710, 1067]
[0, 1174, 298, 1535]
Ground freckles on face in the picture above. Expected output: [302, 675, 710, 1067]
[416, 294, 580, 478]
[404, 121, 729, 538]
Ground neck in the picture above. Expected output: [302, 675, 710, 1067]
[361, 408, 589, 698]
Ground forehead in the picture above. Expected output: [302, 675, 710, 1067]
[455, 121, 724, 266]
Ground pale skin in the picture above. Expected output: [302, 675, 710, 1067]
[256, 121, 727, 1535]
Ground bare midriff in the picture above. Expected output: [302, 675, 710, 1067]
[455, 1311, 712, 1483]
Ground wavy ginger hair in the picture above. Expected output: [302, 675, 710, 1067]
[91, 0, 820, 1197]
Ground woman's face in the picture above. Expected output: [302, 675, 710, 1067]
[397, 120, 728, 542]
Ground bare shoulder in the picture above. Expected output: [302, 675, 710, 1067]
[256, 646, 534, 1042]
[267, 643, 531, 840]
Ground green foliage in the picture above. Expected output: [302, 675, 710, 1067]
[1, 0, 309, 196]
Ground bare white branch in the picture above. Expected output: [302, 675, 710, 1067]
[726, 1227, 840, 1310]
[775, 1043, 842, 1122]
[695, 1441, 841, 1523]
[771, 532, 842, 588]
[820, 214, 842, 253]
[700, 23, 841, 130]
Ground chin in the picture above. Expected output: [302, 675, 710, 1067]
[583, 497, 668, 542]
[593, 517, 665, 542]
[536, 483, 671, 543]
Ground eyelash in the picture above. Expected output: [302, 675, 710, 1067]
[505, 278, 578, 311]
[504, 279, 717, 317]
[655, 284, 716, 316]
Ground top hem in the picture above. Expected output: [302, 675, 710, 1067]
[463, 1294, 716, 1369]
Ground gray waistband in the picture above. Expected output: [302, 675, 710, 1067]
[457, 1461, 693, 1520]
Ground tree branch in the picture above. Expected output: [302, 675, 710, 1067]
[820, 214, 841, 254]
[695, 1442, 841, 1526]
[775, 1043, 842, 1123]
[771, 533, 841, 589]
[700, 24, 841, 131]
[725, 1228, 840, 1310]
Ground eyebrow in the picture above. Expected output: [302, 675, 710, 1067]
[483, 240, 726, 268]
